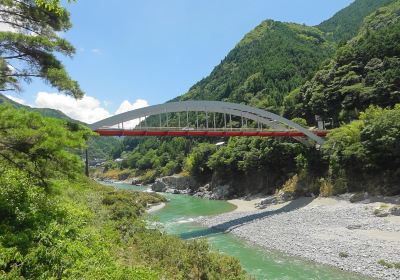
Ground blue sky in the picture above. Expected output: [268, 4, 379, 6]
[6, 0, 353, 123]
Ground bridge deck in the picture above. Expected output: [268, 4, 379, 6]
[95, 129, 328, 138]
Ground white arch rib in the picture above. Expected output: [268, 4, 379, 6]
[89, 101, 324, 145]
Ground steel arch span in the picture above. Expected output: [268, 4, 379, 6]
[89, 101, 326, 145]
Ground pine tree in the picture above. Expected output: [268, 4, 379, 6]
[0, 0, 82, 97]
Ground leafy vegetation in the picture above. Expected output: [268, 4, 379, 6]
[0, 0, 82, 97]
[318, 0, 395, 43]
[178, 20, 334, 114]
[100, 0, 400, 197]
[377, 259, 400, 269]
[287, 0, 400, 124]
[0, 105, 249, 279]
[322, 105, 400, 195]
[0, 93, 74, 120]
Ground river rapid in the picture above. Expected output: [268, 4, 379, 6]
[112, 183, 368, 280]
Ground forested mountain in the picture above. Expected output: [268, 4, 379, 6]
[178, 21, 334, 113]
[286, 0, 400, 124]
[104, 0, 400, 197]
[318, 0, 395, 43]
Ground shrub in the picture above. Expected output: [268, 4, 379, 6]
[339, 252, 349, 258]
[378, 259, 394, 269]
[140, 169, 159, 184]
[319, 179, 334, 197]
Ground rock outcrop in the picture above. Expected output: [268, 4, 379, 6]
[150, 174, 198, 193]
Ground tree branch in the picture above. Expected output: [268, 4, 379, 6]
[3, 54, 29, 60]
[0, 20, 42, 36]
[0, 88, 17, 92]
[3, 73, 42, 77]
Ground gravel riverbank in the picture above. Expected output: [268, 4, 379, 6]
[197, 197, 400, 280]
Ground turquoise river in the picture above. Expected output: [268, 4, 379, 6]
[112, 183, 369, 280]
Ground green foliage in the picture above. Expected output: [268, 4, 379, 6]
[35, 0, 76, 14]
[0, 105, 248, 279]
[185, 143, 217, 181]
[290, 1, 400, 124]
[178, 20, 334, 114]
[322, 105, 400, 194]
[206, 137, 312, 193]
[318, 0, 395, 43]
[87, 136, 122, 160]
[0, 105, 93, 184]
[114, 137, 191, 182]
[0, 0, 83, 97]
[0, 93, 76, 121]
[101, 0, 400, 199]
[377, 259, 400, 269]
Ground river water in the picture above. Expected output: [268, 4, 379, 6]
[112, 183, 368, 280]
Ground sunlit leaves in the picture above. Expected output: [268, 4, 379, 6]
[0, 105, 93, 184]
[0, 0, 83, 97]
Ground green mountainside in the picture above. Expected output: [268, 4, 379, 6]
[0, 93, 120, 160]
[286, 0, 400, 124]
[0, 93, 73, 121]
[178, 21, 334, 113]
[106, 0, 400, 196]
[318, 0, 395, 43]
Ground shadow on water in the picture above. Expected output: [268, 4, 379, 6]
[179, 197, 315, 239]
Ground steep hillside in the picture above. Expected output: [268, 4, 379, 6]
[318, 0, 395, 43]
[178, 21, 334, 113]
[286, 0, 400, 124]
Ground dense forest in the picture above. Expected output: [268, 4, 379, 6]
[0, 1, 249, 279]
[0, 106, 248, 279]
[318, 0, 395, 43]
[285, 0, 400, 124]
[2, 0, 400, 278]
[105, 0, 400, 197]
[177, 21, 334, 114]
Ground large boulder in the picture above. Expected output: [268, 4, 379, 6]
[390, 206, 400, 216]
[349, 192, 369, 203]
[150, 174, 199, 192]
[210, 185, 231, 200]
[259, 196, 278, 206]
[151, 180, 167, 192]
[373, 208, 390, 217]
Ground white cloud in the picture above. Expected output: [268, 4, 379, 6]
[115, 99, 149, 114]
[5, 94, 27, 105]
[35, 92, 111, 124]
[115, 99, 149, 128]
[91, 48, 102, 54]
[33, 92, 149, 126]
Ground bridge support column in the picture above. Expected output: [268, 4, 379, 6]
[224, 113, 227, 129]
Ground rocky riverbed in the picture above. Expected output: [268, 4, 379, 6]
[197, 197, 400, 280]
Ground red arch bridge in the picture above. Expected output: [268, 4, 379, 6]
[89, 101, 328, 146]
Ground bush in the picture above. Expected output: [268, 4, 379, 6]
[378, 259, 394, 269]
[319, 179, 334, 197]
[140, 169, 159, 184]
